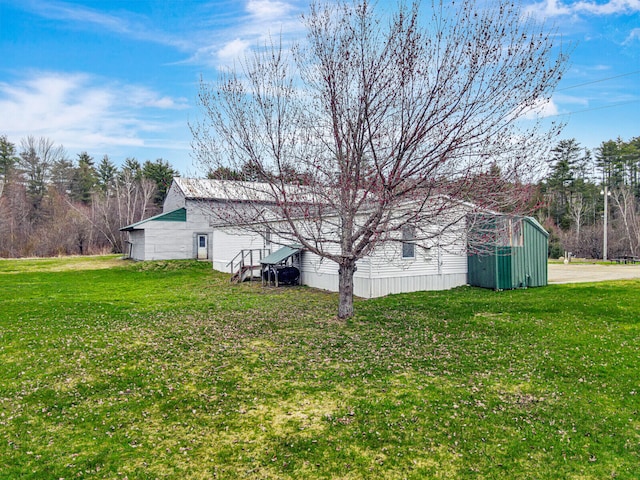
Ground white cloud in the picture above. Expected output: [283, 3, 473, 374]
[218, 38, 253, 63]
[0, 72, 188, 153]
[525, 0, 640, 18]
[522, 97, 560, 119]
[555, 93, 590, 106]
[524, 0, 572, 19]
[573, 0, 640, 15]
[125, 86, 189, 110]
[246, 0, 294, 19]
[624, 27, 640, 43]
[185, 1, 304, 69]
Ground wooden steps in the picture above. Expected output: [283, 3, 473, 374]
[230, 264, 262, 283]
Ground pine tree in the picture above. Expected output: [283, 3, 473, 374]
[70, 152, 98, 205]
[0, 136, 19, 195]
[142, 159, 178, 206]
[96, 155, 118, 193]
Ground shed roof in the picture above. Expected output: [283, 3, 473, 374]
[522, 216, 548, 237]
[260, 245, 302, 265]
[120, 208, 186, 231]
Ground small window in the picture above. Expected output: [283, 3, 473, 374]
[402, 226, 415, 258]
[512, 220, 524, 247]
[199, 236, 206, 248]
[496, 218, 524, 247]
[264, 227, 272, 248]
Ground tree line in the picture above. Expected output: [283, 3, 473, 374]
[3, 131, 638, 261]
[0, 135, 178, 257]
[538, 135, 640, 259]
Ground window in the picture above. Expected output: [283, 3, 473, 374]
[402, 226, 415, 258]
[511, 219, 524, 247]
[496, 218, 523, 247]
[264, 227, 272, 249]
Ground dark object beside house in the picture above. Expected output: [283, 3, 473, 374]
[260, 245, 302, 287]
[262, 266, 300, 285]
[468, 215, 548, 290]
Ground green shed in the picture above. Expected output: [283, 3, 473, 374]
[468, 215, 548, 290]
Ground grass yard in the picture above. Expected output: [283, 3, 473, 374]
[1, 257, 639, 479]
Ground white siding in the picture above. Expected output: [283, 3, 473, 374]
[359, 229, 468, 297]
[367, 234, 467, 278]
[292, 216, 468, 298]
[163, 183, 186, 212]
[129, 230, 145, 260]
[141, 221, 198, 260]
[299, 249, 372, 295]
[211, 228, 265, 273]
[299, 250, 339, 293]
[365, 273, 467, 298]
[152, 185, 471, 296]
[186, 203, 215, 229]
[299, 243, 467, 299]
[126, 204, 214, 261]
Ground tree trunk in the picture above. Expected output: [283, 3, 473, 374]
[338, 260, 356, 319]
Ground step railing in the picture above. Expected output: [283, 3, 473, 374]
[227, 248, 271, 283]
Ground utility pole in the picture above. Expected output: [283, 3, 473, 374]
[601, 185, 609, 261]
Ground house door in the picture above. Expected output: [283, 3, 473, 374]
[197, 234, 208, 259]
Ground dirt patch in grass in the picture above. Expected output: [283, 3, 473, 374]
[548, 263, 640, 283]
[0, 255, 125, 274]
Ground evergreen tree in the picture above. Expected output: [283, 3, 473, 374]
[596, 139, 625, 188]
[547, 139, 582, 189]
[121, 158, 142, 181]
[0, 136, 19, 194]
[96, 155, 118, 193]
[70, 152, 98, 205]
[207, 166, 242, 180]
[142, 158, 178, 206]
[50, 158, 75, 194]
[545, 139, 586, 229]
[621, 137, 639, 197]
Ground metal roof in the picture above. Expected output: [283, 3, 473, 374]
[120, 208, 186, 231]
[260, 245, 302, 265]
[174, 178, 280, 202]
[522, 216, 549, 237]
[172, 177, 322, 205]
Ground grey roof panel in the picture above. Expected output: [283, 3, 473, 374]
[260, 245, 302, 265]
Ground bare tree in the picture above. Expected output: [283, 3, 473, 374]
[192, 0, 567, 318]
[114, 168, 156, 228]
[0, 181, 30, 257]
[610, 186, 639, 256]
[567, 192, 590, 243]
[89, 171, 158, 253]
[18, 136, 67, 213]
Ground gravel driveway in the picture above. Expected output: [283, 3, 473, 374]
[548, 263, 640, 284]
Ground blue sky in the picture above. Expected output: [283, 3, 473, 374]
[0, 0, 638, 175]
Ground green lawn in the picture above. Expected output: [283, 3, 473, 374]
[1, 257, 639, 479]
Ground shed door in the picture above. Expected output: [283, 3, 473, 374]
[197, 234, 208, 259]
[497, 246, 512, 290]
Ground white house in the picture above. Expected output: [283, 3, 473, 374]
[120, 206, 214, 261]
[211, 223, 468, 298]
[120, 178, 218, 261]
[121, 178, 278, 262]
[121, 178, 469, 297]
